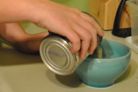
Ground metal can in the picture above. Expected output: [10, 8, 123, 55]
[40, 33, 102, 75]
[40, 33, 80, 75]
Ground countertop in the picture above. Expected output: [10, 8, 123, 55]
[0, 31, 138, 92]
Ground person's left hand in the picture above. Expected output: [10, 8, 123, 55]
[0, 23, 48, 54]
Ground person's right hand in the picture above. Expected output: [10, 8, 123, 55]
[0, 0, 104, 59]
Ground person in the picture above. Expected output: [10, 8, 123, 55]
[0, 0, 104, 60]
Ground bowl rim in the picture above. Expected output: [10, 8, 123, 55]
[88, 39, 131, 62]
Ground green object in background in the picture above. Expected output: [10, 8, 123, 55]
[52, 0, 90, 12]
[52, 0, 67, 3]
[21, 22, 47, 34]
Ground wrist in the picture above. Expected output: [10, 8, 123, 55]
[26, 0, 51, 23]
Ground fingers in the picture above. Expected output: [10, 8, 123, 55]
[51, 25, 81, 54]
[68, 21, 91, 59]
[71, 14, 98, 54]
[67, 11, 104, 59]
[89, 33, 97, 54]
[2, 22, 49, 53]
[51, 11, 103, 59]
[0, 23, 28, 43]
[78, 12, 104, 56]
[80, 12, 104, 36]
[65, 31, 81, 54]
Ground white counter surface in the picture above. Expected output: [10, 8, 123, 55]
[0, 31, 138, 92]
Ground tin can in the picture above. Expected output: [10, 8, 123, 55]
[40, 33, 80, 75]
[40, 33, 102, 75]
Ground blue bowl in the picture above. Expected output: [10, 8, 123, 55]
[76, 39, 131, 87]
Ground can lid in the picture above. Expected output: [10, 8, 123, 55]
[40, 36, 79, 75]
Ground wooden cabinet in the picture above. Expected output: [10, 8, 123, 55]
[89, 0, 131, 30]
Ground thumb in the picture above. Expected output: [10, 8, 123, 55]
[15, 32, 49, 54]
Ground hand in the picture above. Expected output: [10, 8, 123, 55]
[0, 0, 104, 59]
[30, 1, 104, 59]
[0, 23, 48, 54]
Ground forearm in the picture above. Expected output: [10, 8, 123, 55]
[0, 0, 49, 23]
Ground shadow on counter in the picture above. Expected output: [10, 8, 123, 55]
[46, 69, 83, 88]
[0, 46, 42, 66]
[115, 59, 138, 84]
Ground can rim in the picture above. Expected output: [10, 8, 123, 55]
[40, 36, 79, 75]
